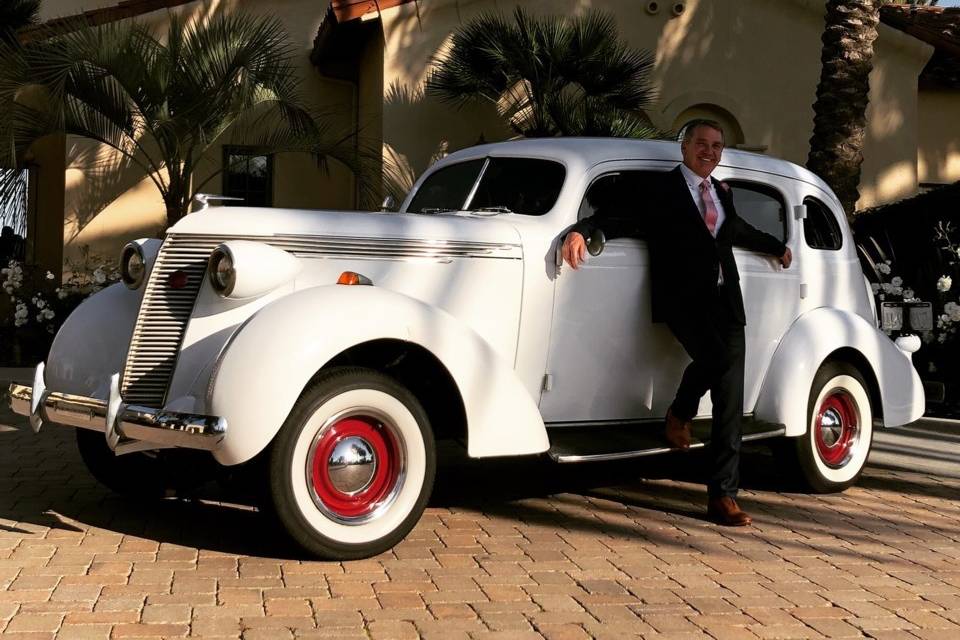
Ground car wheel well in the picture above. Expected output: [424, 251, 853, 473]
[321, 339, 467, 444]
[823, 348, 882, 422]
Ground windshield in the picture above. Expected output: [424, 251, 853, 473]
[406, 157, 566, 216]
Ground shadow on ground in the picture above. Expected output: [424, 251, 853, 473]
[0, 413, 957, 560]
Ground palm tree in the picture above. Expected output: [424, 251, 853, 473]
[0, 0, 40, 248]
[807, 0, 884, 218]
[0, 0, 40, 44]
[0, 12, 385, 227]
[426, 8, 658, 139]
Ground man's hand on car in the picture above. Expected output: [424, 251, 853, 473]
[562, 232, 587, 270]
[780, 247, 793, 269]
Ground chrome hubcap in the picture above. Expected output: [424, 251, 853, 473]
[819, 408, 843, 447]
[327, 436, 377, 494]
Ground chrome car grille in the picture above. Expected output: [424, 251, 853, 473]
[120, 236, 220, 407]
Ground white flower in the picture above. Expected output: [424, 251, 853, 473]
[870, 283, 880, 294]
[878, 263, 892, 275]
[45, 271, 55, 280]
[57, 290, 67, 299]
[34, 298, 45, 309]
[42, 309, 54, 320]
[891, 276, 903, 287]
[938, 275, 953, 292]
[892, 286, 903, 296]
[93, 268, 106, 284]
[35, 313, 44, 322]
[903, 289, 915, 300]
[4, 287, 11, 294]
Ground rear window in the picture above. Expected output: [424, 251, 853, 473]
[407, 157, 566, 216]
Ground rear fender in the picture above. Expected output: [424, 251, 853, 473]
[755, 307, 924, 436]
[208, 285, 547, 465]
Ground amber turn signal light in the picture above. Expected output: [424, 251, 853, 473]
[336, 271, 373, 286]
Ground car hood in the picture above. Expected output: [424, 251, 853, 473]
[167, 206, 522, 247]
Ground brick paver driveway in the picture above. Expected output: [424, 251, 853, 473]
[2, 379, 959, 639]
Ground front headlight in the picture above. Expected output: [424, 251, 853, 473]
[206, 241, 301, 299]
[208, 246, 236, 297]
[120, 242, 146, 290]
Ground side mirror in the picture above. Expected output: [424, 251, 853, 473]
[586, 230, 606, 256]
[381, 195, 397, 212]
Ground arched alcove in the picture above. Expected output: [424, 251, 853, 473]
[672, 103, 745, 147]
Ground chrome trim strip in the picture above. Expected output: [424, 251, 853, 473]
[549, 428, 786, 464]
[462, 158, 490, 211]
[8, 382, 227, 451]
[168, 232, 522, 261]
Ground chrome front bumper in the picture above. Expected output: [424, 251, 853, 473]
[8, 363, 226, 452]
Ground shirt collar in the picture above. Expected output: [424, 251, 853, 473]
[679, 162, 712, 190]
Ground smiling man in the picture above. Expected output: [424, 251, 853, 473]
[561, 119, 792, 526]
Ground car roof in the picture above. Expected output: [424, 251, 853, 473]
[437, 137, 837, 201]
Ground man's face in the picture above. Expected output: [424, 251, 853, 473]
[681, 125, 724, 179]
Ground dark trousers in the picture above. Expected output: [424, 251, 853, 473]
[665, 287, 746, 499]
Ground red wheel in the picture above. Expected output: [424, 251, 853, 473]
[270, 367, 435, 559]
[813, 390, 859, 469]
[307, 413, 404, 522]
[785, 361, 873, 493]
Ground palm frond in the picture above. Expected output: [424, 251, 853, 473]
[427, 8, 658, 139]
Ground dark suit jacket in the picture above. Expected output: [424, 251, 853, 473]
[570, 165, 787, 326]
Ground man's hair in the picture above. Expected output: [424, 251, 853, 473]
[681, 119, 725, 144]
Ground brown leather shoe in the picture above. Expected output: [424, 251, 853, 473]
[664, 408, 691, 450]
[707, 496, 753, 527]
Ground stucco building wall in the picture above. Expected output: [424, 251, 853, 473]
[376, 0, 933, 210]
[918, 90, 960, 187]
[26, 0, 953, 269]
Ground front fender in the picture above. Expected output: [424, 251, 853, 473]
[755, 307, 924, 436]
[208, 285, 548, 465]
[46, 238, 160, 399]
[46, 283, 142, 399]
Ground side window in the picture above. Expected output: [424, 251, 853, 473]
[726, 181, 787, 242]
[222, 146, 273, 207]
[803, 196, 843, 250]
[579, 170, 662, 221]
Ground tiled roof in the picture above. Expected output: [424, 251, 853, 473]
[329, 0, 416, 23]
[18, 0, 198, 43]
[880, 5, 960, 89]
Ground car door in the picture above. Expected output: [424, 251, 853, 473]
[539, 164, 689, 423]
[712, 168, 803, 412]
[540, 164, 802, 424]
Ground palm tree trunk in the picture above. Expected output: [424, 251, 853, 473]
[806, 0, 881, 218]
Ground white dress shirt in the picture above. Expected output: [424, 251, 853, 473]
[678, 163, 726, 238]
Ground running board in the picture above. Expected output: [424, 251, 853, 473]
[547, 418, 786, 464]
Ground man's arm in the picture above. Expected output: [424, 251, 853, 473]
[563, 212, 646, 270]
[729, 217, 792, 268]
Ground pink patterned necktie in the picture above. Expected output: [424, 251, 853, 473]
[699, 179, 719, 236]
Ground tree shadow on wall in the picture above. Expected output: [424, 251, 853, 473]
[63, 141, 163, 243]
[383, 80, 511, 184]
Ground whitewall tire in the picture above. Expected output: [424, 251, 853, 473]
[792, 362, 874, 493]
[269, 367, 435, 559]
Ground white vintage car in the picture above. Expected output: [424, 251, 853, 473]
[10, 139, 924, 559]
